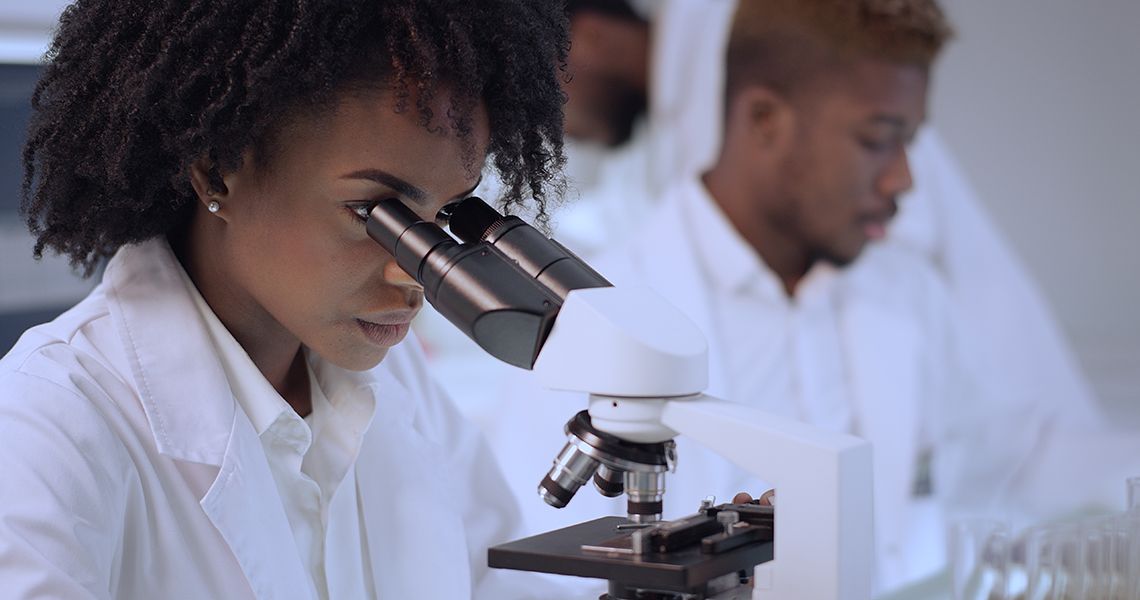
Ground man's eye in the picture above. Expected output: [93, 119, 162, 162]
[859, 138, 892, 152]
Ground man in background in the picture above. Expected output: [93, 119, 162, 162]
[489, 0, 1133, 593]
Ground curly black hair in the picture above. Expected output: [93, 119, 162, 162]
[22, 0, 569, 275]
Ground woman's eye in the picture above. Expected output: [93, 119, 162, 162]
[348, 202, 377, 222]
[435, 201, 460, 228]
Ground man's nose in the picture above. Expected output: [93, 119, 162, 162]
[878, 147, 914, 198]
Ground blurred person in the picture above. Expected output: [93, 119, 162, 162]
[649, 0, 1106, 438]
[0, 1, 576, 598]
[528, 0, 656, 258]
[488, 0, 1136, 594]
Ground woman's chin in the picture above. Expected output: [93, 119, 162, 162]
[339, 347, 390, 372]
[312, 338, 391, 372]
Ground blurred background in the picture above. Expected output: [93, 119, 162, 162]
[0, 0, 1136, 424]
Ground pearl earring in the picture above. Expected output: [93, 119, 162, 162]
[207, 201, 221, 213]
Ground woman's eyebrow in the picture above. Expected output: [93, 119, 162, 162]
[341, 169, 428, 205]
[340, 170, 484, 206]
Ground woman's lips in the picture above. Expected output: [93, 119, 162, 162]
[355, 318, 411, 347]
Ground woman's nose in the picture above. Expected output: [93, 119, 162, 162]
[383, 258, 419, 287]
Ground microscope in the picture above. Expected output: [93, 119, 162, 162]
[367, 197, 874, 600]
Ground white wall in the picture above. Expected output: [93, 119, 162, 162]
[931, 0, 1140, 423]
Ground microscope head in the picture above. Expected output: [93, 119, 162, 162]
[365, 197, 701, 523]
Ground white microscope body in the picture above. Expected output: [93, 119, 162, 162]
[534, 285, 874, 600]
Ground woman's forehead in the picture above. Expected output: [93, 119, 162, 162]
[257, 89, 486, 195]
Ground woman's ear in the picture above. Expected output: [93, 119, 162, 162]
[188, 156, 230, 203]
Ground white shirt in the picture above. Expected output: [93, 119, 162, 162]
[686, 181, 854, 436]
[183, 269, 375, 599]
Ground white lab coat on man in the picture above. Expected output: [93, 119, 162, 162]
[646, 0, 1108, 439]
[0, 240, 554, 600]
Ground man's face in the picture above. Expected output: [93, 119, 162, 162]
[772, 59, 928, 266]
[212, 89, 487, 370]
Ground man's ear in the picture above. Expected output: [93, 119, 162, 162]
[188, 156, 230, 203]
[728, 85, 793, 150]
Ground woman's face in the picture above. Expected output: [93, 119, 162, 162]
[203, 88, 488, 370]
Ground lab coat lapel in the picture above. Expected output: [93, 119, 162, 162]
[839, 269, 921, 575]
[199, 409, 313, 599]
[107, 241, 311, 598]
[354, 369, 473, 599]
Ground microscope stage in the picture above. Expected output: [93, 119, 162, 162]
[488, 516, 773, 594]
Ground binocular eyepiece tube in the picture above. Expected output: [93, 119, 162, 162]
[365, 196, 611, 369]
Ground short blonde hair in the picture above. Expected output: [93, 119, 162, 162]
[725, 0, 953, 102]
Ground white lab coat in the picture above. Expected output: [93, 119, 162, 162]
[647, 0, 1108, 438]
[0, 240, 552, 600]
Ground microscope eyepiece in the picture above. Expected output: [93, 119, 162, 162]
[445, 196, 612, 299]
[365, 198, 562, 369]
[446, 195, 506, 244]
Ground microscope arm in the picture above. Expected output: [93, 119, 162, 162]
[663, 395, 872, 599]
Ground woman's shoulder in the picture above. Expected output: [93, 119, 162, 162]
[3, 285, 118, 381]
[0, 296, 136, 562]
[0, 286, 134, 444]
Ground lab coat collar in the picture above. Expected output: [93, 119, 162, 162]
[105, 239, 237, 466]
[683, 178, 780, 299]
[683, 177, 841, 307]
[105, 239, 395, 467]
[180, 263, 294, 438]
[308, 351, 390, 433]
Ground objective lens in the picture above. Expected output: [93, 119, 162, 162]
[539, 442, 601, 509]
[625, 470, 666, 523]
[593, 464, 626, 498]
